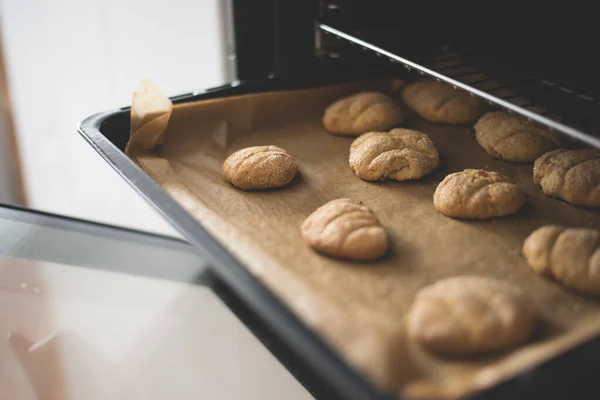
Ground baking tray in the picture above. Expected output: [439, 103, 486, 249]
[79, 78, 391, 400]
[79, 78, 600, 400]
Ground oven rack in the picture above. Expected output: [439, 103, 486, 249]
[317, 23, 600, 149]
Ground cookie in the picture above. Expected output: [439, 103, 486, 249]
[301, 198, 388, 260]
[433, 169, 526, 219]
[222, 146, 297, 190]
[408, 276, 535, 355]
[402, 80, 483, 124]
[475, 112, 561, 162]
[533, 149, 600, 208]
[349, 129, 440, 181]
[323, 92, 404, 136]
[523, 225, 600, 295]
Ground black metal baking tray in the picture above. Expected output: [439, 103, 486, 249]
[79, 77, 393, 400]
[79, 78, 600, 400]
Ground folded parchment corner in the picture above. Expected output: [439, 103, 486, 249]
[125, 79, 174, 155]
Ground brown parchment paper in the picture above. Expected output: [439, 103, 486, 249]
[126, 81, 600, 400]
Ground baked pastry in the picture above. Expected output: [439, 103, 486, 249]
[222, 146, 297, 190]
[475, 112, 561, 162]
[433, 169, 526, 219]
[301, 198, 388, 260]
[349, 129, 440, 181]
[408, 276, 535, 355]
[401, 79, 483, 124]
[523, 225, 600, 295]
[323, 92, 404, 136]
[533, 149, 600, 208]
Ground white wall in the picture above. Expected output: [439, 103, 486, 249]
[0, 0, 227, 235]
[0, 95, 20, 204]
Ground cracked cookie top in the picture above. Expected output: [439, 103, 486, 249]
[523, 225, 600, 295]
[408, 276, 536, 355]
[402, 79, 483, 124]
[300, 198, 388, 260]
[533, 149, 600, 208]
[349, 129, 440, 181]
[222, 145, 297, 190]
[323, 92, 404, 136]
[433, 169, 526, 219]
[475, 112, 560, 162]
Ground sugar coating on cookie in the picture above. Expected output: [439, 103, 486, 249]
[222, 145, 297, 190]
[323, 92, 404, 136]
[533, 149, 600, 208]
[349, 129, 440, 181]
[475, 112, 560, 162]
[301, 198, 388, 260]
[402, 80, 483, 124]
[433, 169, 526, 219]
[523, 225, 600, 295]
[408, 276, 536, 355]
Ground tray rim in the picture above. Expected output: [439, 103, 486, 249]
[78, 79, 600, 400]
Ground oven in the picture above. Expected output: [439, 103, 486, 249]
[79, 1, 600, 399]
[230, 0, 600, 148]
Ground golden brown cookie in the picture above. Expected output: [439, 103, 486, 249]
[300, 198, 388, 260]
[323, 92, 404, 136]
[222, 146, 297, 190]
[433, 169, 526, 219]
[408, 276, 535, 356]
[533, 149, 600, 208]
[523, 225, 600, 295]
[349, 129, 440, 181]
[475, 112, 561, 162]
[401, 80, 483, 124]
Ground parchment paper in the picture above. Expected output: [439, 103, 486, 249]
[126, 81, 600, 399]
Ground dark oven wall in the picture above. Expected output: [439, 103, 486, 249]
[229, 0, 600, 144]
[230, 0, 600, 93]
[230, 0, 321, 81]
[231, 0, 600, 84]
[229, 0, 407, 83]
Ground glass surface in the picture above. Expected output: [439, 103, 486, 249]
[0, 206, 311, 400]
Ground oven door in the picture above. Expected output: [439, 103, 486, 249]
[0, 204, 328, 400]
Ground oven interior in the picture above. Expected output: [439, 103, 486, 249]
[231, 0, 600, 148]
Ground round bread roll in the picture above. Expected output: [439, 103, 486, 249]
[533, 149, 600, 208]
[402, 80, 483, 124]
[408, 276, 536, 356]
[323, 92, 404, 136]
[475, 112, 560, 162]
[523, 225, 600, 295]
[433, 169, 526, 219]
[349, 129, 440, 181]
[301, 198, 388, 260]
[222, 145, 297, 190]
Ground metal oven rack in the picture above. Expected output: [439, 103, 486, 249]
[316, 23, 600, 149]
